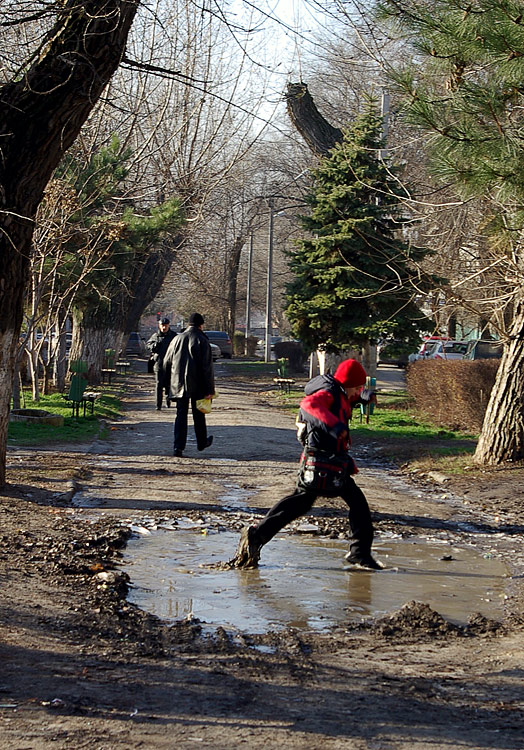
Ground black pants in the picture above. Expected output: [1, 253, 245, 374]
[154, 367, 169, 409]
[253, 477, 374, 558]
[173, 396, 208, 451]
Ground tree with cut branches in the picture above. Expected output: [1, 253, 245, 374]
[286, 102, 431, 357]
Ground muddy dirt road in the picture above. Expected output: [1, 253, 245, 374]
[2, 360, 524, 750]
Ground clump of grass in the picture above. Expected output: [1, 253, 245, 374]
[8, 391, 121, 446]
[407, 453, 481, 475]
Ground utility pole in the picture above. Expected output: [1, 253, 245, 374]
[244, 232, 253, 353]
[265, 199, 274, 363]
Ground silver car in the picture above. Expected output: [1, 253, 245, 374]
[424, 340, 468, 360]
[205, 330, 232, 358]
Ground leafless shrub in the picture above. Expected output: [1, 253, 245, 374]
[406, 359, 500, 432]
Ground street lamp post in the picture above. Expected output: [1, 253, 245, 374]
[244, 232, 253, 352]
[265, 199, 274, 363]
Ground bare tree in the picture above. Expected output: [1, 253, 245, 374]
[72, 0, 279, 346]
[17, 0, 285, 394]
[0, 0, 139, 487]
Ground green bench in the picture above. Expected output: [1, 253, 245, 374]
[274, 357, 295, 393]
[65, 360, 100, 417]
[115, 360, 131, 375]
[101, 348, 117, 384]
[359, 376, 377, 424]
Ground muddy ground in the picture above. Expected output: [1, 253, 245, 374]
[2, 360, 524, 750]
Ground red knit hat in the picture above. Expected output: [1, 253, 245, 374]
[334, 359, 367, 387]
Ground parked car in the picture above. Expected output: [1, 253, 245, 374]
[204, 330, 232, 358]
[408, 336, 451, 363]
[464, 339, 503, 360]
[210, 342, 221, 361]
[424, 340, 468, 360]
[126, 332, 147, 356]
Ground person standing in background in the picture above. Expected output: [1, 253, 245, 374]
[146, 317, 177, 410]
[163, 313, 215, 458]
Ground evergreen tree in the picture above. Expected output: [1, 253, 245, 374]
[377, 0, 524, 212]
[285, 102, 430, 353]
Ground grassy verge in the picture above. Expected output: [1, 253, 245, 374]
[274, 387, 478, 472]
[8, 390, 122, 447]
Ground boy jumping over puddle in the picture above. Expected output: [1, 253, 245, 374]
[229, 358, 382, 570]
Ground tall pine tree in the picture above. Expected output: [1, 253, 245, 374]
[286, 102, 430, 353]
[377, 0, 524, 464]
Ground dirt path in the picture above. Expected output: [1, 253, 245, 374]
[2, 361, 524, 750]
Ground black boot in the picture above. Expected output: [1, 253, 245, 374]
[228, 525, 262, 569]
[198, 435, 213, 451]
[344, 552, 384, 570]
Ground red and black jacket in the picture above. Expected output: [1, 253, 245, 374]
[298, 374, 358, 456]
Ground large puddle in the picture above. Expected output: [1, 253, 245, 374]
[123, 528, 508, 633]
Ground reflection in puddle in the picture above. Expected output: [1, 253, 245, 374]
[123, 530, 508, 633]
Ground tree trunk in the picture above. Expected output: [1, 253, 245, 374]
[70, 312, 121, 384]
[474, 304, 524, 465]
[285, 83, 344, 156]
[225, 235, 246, 337]
[317, 349, 361, 375]
[30, 356, 41, 402]
[124, 240, 180, 335]
[0, 0, 139, 487]
[0, 330, 18, 475]
[362, 341, 377, 378]
[12, 366, 22, 412]
[53, 317, 69, 392]
[106, 331, 125, 358]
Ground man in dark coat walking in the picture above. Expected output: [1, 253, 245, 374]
[163, 312, 215, 457]
[146, 317, 177, 410]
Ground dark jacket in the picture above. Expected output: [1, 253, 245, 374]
[146, 328, 177, 370]
[163, 325, 215, 399]
[298, 374, 357, 456]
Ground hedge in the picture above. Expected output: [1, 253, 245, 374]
[406, 359, 500, 432]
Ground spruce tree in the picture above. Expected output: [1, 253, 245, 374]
[286, 102, 430, 353]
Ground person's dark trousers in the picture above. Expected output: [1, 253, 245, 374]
[154, 367, 169, 409]
[173, 396, 208, 451]
[253, 477, 374, 558]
